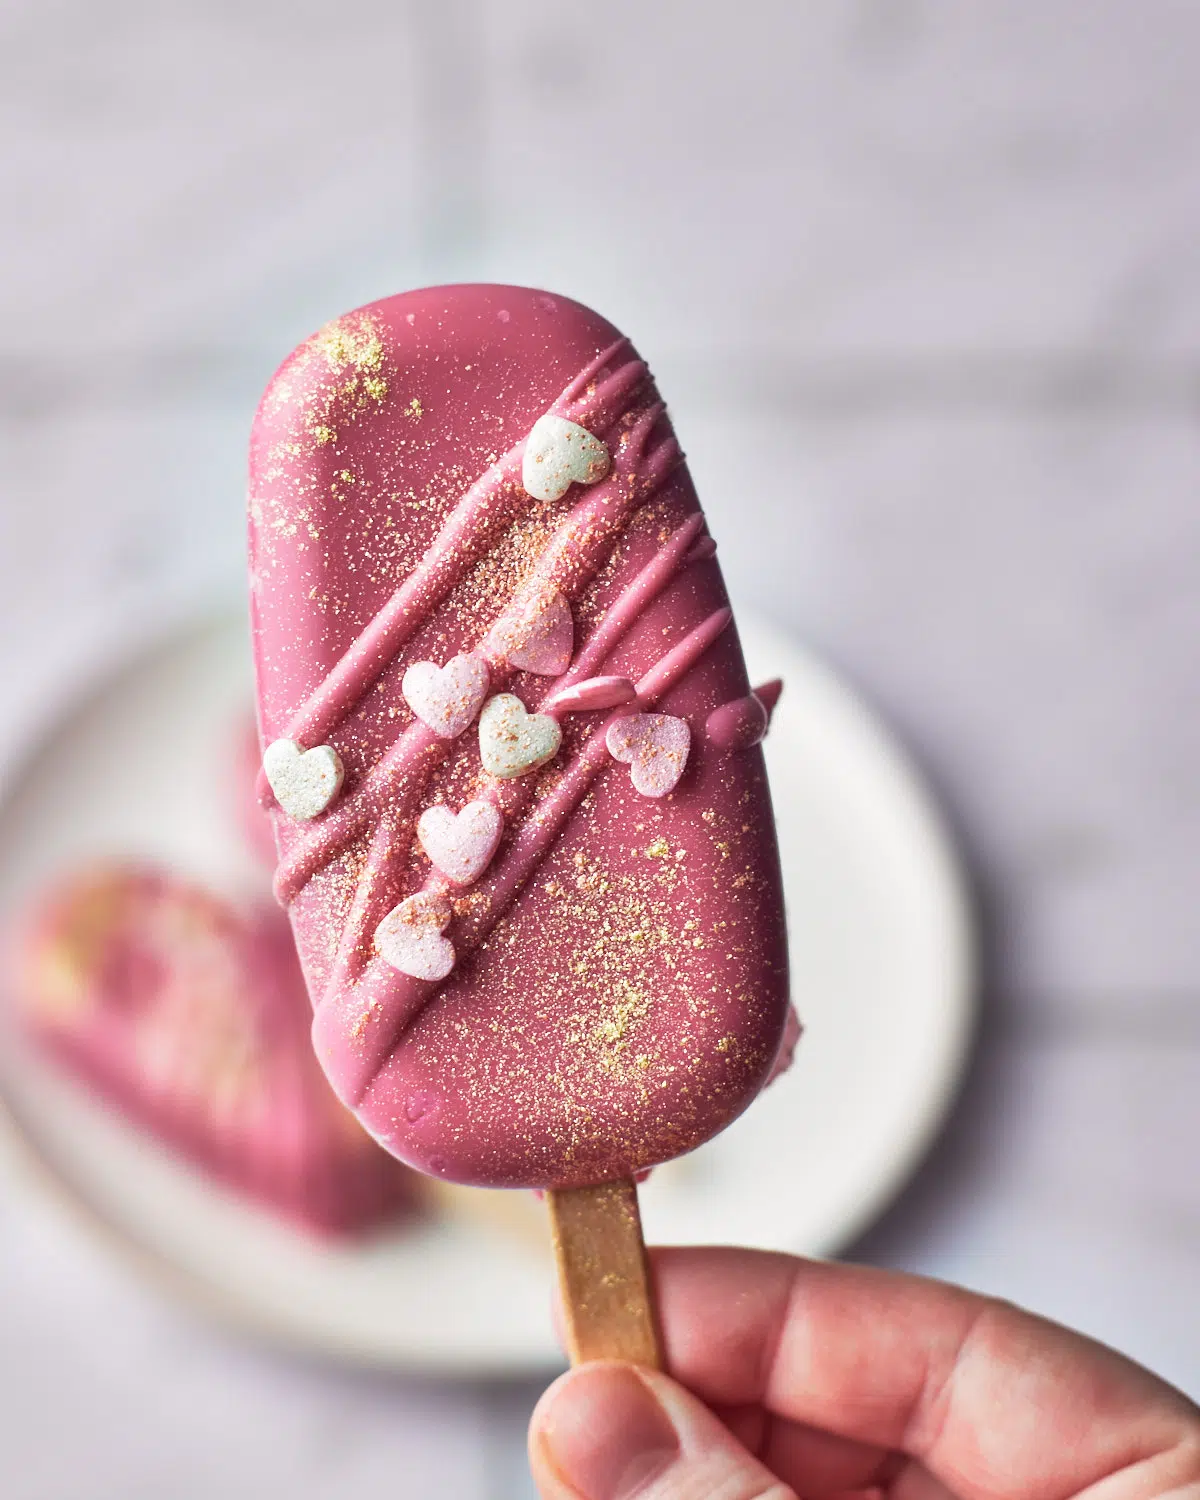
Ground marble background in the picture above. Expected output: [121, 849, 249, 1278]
[0, 3, 1197, 1495]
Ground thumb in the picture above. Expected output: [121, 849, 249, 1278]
[529, 1360, 794, 1500]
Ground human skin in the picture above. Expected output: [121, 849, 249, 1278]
[529, 1247, 1200, 1500]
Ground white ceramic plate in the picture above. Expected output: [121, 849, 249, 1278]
[0, 609, 973, 1374]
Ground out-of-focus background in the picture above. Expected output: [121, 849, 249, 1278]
[1, 2, 1198, 1495]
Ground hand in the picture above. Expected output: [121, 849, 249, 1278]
[528, 1246, 1200, 1500]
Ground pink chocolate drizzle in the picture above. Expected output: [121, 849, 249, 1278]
[704, 679, 784, 752]
[315, 485, 712, 1001]
[257, 339, 647, 803]
[273, 502, 705, 905]
[541, 676, 637, 714]
[316, 607, 732, 1105]
[754, 678, 784, 722]
[270, 363, 718, 1035]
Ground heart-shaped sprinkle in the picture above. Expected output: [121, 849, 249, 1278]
[262, 739, 345, 821]
[521, 415, 611, 502]
[492, 590, 574, 677]
[542, 676, 638, 714]
[478, 694, 562, 779]
[417, 800, 504, 886]
[375, 892, 455, 981]
[402, 654, 490, 740]
[606, 713, 691, 798]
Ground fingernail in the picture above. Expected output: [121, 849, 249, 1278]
[538, 1363, 680, 1499]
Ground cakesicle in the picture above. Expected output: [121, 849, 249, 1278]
[13, 865, 418, 1236]
[249, 285, 792, 1358]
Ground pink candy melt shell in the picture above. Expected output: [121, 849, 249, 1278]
[249, 285, 790, 1190]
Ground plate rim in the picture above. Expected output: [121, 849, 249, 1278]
[0, 599, 976, 1374]
[744, 619, 977, 1257]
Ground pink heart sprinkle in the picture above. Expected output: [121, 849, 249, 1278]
[402, 655, 490, 739]
[492, 591, 574, 677]
[375, 892, 455, 981]
[542, 676, 637, 714]
[416, 800, 504, 886]
[605, 713, 691, 798]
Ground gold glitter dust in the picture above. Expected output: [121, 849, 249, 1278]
[442, 499, 563, 638]
[592, 980, 651, 1055]
[349, 998, 383, 1042]
[272, 311, 391, 454]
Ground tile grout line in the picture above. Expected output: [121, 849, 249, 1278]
[5, 352, 1200, 419]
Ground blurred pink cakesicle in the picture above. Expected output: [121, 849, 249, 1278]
[249, 286, 793, 1362]
[12, 865, 418, 1237]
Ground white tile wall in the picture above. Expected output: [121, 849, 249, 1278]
[477, 0, 1200, 359]
[683, 406, 1200, 1002]
[0, 3, 1196, 1495]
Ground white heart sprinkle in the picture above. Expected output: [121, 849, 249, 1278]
[402, 654, 490, 739]
[262, 739, 344, 821]
[375, 892, 455, 981]
[606, 714, 691, 798]
[478, 694, 562, 779]
[521, 415, 611, 502]
[417, 800, 504, 886]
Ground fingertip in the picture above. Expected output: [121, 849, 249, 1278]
[529, 1362, 679, 1499]
[529, 1359, 794, 1499]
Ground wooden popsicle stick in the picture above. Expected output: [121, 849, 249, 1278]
[547, 1177, 662, 1368]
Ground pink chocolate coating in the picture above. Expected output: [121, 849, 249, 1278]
[249, 285, 790, 1189]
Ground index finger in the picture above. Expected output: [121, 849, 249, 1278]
[650, 1246, 1199, 1500]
